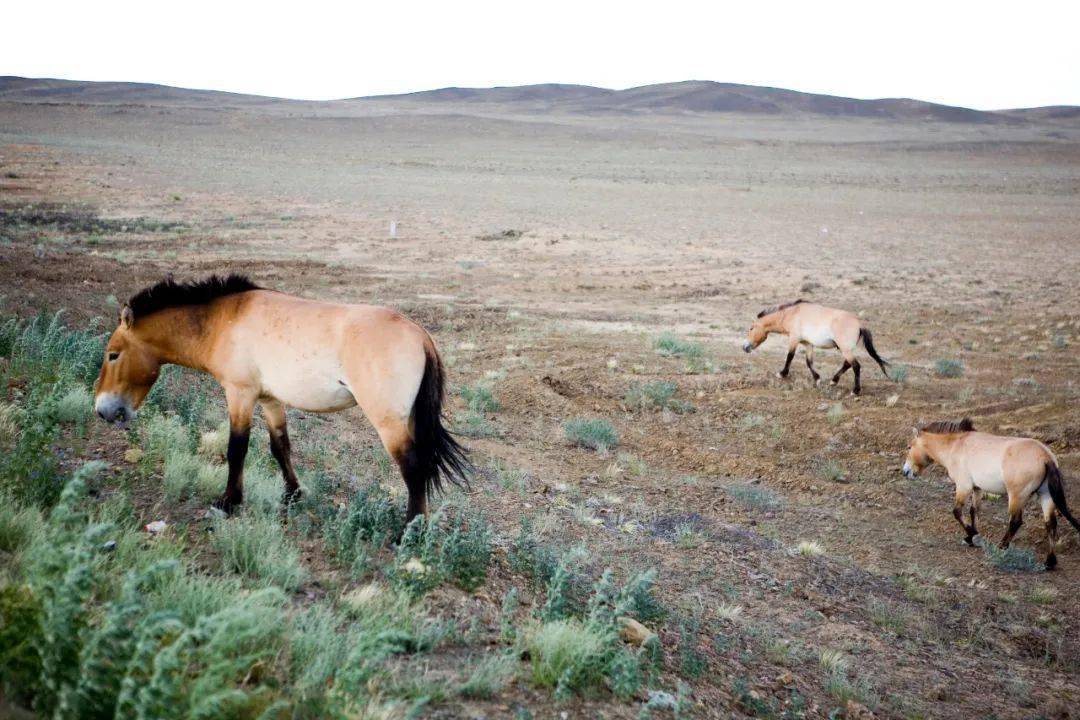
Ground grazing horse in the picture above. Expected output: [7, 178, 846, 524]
[903, 419, 1080, 569]
[93, 274, 469, 522]
[742, 299, 889, 395]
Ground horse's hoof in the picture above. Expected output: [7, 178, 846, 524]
[282, 487, 303, 505]
[1045, 555, 1058, 571]
[213, 495, 240, 515]
[776, 372, 787, 380]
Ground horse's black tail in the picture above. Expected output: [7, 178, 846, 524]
[1045, 462, 1080, 534]
[409, 344, 471, 502]
[859, 327, 890, 378]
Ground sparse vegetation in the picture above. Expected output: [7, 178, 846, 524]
[794, 540, 824, 557]
[934, 358, 965, 378]
[564, 417, 618, 451]
[890, 363, 909, 384]
[725, 483, 783, 511]
[826, 402, 844, 425]
[984, 542, 1042, 572]
[816, 459, 847, 483]
[625, 380, 691, 412]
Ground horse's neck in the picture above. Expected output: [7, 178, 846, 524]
[925, 433, 964, 470]
[135, 307, 216, 371]
[765, 312, 789, 334]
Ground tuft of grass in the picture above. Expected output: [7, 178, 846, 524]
[890, 363, 909, 384]
[197, 422, 229, 458]
[816, 459, 847, 483]
[653, 333, 703, 358]
[867, 598, 908, 634]
[458, 653, 517, 699]
[564, 418, 618, 452]
[984, 543, 1042, 573]
[212, 514, 307, 590]
[525, 619, 608, 694]
[459, 384, 500, 414]
[715, 603, 743, 622]
[674, 523, 705, 549]
[818, 648, 850, 675]
[0, 403, 20, 447]
[794, 540, 824, 557]
[1028, 585, 1058, 605]
[162, 449, 222, 503]
[625, 381, 688, 412]
[934, 358, 965, 378]
[725, 483, 783, 512]
[826, 403, 844, 425]
[54, 386, 92, 426]
[0, 497, 44, 554]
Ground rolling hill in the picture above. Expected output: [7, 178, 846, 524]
[2, 75, 1076, 124]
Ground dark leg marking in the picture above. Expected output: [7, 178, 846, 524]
[953, 504, 976, 545]
[999, 512, 1023, 549]
[851, 359, 862, 395]
[1045, 512, 1058, 570]
[268, 427, 302, 503]
[215, 428, 250, 514]
[831, 360, 851, 385]
[805, 354, 820, 383]
[779, 349, 796, 378]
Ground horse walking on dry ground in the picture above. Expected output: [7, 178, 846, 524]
[903, 419, 1080, 569]
[742, 299, 890, 395]
[93, 274, 469, 522]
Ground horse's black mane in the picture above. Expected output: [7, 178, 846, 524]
[128, 274, 261, 321]
[757, 298, 805, 319]
[920, 418, 975, 434]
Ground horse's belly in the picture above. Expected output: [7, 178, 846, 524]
[260, 366, 357, 413]
[802, 324, 835, 348]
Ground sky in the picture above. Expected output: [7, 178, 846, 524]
[4, 1, 1078, 110]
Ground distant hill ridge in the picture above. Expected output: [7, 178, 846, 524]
[2, 76, 1075, 124]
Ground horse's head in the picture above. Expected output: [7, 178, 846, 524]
[902, 427, 933, 478]
[742, 318, 769, 353]
[93, 306, 161, 428]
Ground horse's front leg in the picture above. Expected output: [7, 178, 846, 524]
[777, 339, 798, 379]
[215, 384, 257, 514]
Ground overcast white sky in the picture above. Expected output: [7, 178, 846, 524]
[4, 1, 1078, 109]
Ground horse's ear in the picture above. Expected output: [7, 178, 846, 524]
[120, 305, 134, 329]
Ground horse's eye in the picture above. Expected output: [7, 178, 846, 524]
[108, 352, 120, 362]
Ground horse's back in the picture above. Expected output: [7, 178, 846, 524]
[960, 433, 1053, 493]
[226, 291, 429, 414]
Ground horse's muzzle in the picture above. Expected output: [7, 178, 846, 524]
[901, 463, 916, 479]
[95, 394, 133, 428]
[742, 342, 753, 353]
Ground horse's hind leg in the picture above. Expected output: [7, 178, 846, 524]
[998, 495, 1024, 549]
[804, 346, 821, 385]
[830, 360, 851, 386]
[216, 384, 257, 514]
[261, 400, 301, 504]
[1040, 490, 1059, 570]
[374, 415, 428, 523]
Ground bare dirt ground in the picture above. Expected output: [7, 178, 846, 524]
[2, 97, 1080, 719]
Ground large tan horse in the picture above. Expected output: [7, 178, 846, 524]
[93, 275, 469, 522]
[742, 299, 889, 395]
[903, 419, 1080, 569]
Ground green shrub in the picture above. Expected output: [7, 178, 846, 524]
[391, 508, 493, 595]
[459, 384, 499, 413]
[725, 483, 783, 511]
[0, 496, 44, 554]
[0, 584, 43, 704]
[653, 334, 703, 359]
[163, 449, 222, 503]
[624, 381, 689, 412]
[327, 482, 405, 572]
[526, 619, 609, 696]
[212, 514, 307, 590]
[140, 413, 192, 468]
[0, 399, 63, 509]
[509, 516, 560, 588]
[984, 543, 1042, 572]
[564, 418, 618, 451]
[816, 459, 847, 483]
[890, 363, 909, 384]
[458, 652, 517, 699]
[54, 385, 92, 427]
[934, 358, 964, 378]
[0, 312, 104, 387]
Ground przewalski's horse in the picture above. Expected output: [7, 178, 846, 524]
[742, 299, 890, 395]
[903, 419, 1080, 569]
[93, 275, 469, 522]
